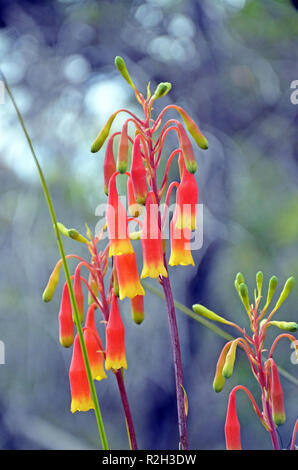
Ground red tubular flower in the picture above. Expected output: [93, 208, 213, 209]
[271, 360, 286, 426]
[130, 295, 145, 325]
[84, 304, 106, 381]
[174, 158, 198, 231]
[127, 176, 142, 217]
[169, 218, 194, 267]
[117, 120, 129, 173]
[225, 390, 242, 450]
[106, 173, 134, 257]
[59, 283, 74, 348]
[114, 252, 145, 300]
[74, 264, 84, 323]
[105, 292, 127, 370]
[69, 334, 94, 413]
[103, 135, 116, 196]
[177, 122, 197, 174]
[130, 135, 148, 205]
[141, 192, 167, 279]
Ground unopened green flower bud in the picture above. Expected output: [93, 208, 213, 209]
[269, 321, 298, 332]
[222, 340, 239, 379]
[42, 261, 62, 302]
[192, 304, 232, 325]
[152, 82, 172, 100]
[114, 56, 136, 90]
[68, 229, 89, 244]
[256, 271, 263, 297]
[234, 272, 245, 293]
[272, 277, 295, 314]
[91, 112, 117, 153]
[263, 275, 278, 312]
[238, 283, 250, 314]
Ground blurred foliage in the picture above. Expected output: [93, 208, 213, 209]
[0, 0, 297, 450]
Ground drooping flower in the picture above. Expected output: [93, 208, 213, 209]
[141, 192, 167, 279]
[106, 173, 134, 257]
[74, 264, 84, 323]
[270, 360, 286, 426]
[169, 217, 194, 267]
[105, 292, 127, 370]
[103, 134, 116, 196]
[127, 175, 142, 217]
[130, 295, 145, 325]
[225, 390, 242, 450]
[174, 157, 198, 231]
[58, 282, 74, 348]
[69, 334, 94, 413]
[84, 304, 106, 381]
[114, 252, 145, 300]
[130, 135, 148, 205]
[117, 120, 129, 173]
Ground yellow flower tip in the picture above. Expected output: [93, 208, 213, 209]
[70, 397, 95, 414]
[59, 335, 74, 348]
[119, 282, 145, 301]
[141, 264, 168, 279]
[109, 240, 134, 257]
[105, 356, 127, 371]
[169, 250, 195, 267]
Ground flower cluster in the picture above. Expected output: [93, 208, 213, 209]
[192, 271, 298, 450]
[42, 56, 208, 419]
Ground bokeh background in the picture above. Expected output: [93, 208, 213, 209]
[0, 0, 297, 450]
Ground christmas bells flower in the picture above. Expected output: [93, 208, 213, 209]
[106, 172, 134, 257]
[59, 283, 74, 348]
[69, 334, 94, 413]
[140, 192, 167, 279]
[105, 291, 127, 370]
[84, 304, 107, 381]
[169, 217, 194, 267]
[114, 252, 145, 300]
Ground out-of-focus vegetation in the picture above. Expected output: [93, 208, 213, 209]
[0, 0, 297, 450]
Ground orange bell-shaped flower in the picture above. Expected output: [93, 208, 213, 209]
[114, 252, 145, 300]
[174, 157, 198, 231]
[141, 192, 167, 279]
[105, 292, 127, 370]
[130, 135, 148, 205]
[169, 217, 194, 267]
[59, 283, 74, 348]
[84, 304, 107, 381]
[69, 334, 94, 413]
[106, 173, 134, 257]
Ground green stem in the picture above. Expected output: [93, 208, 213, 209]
[4, 75, 109, 450]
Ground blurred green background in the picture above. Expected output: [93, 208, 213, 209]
[0, 0, 297, 450]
